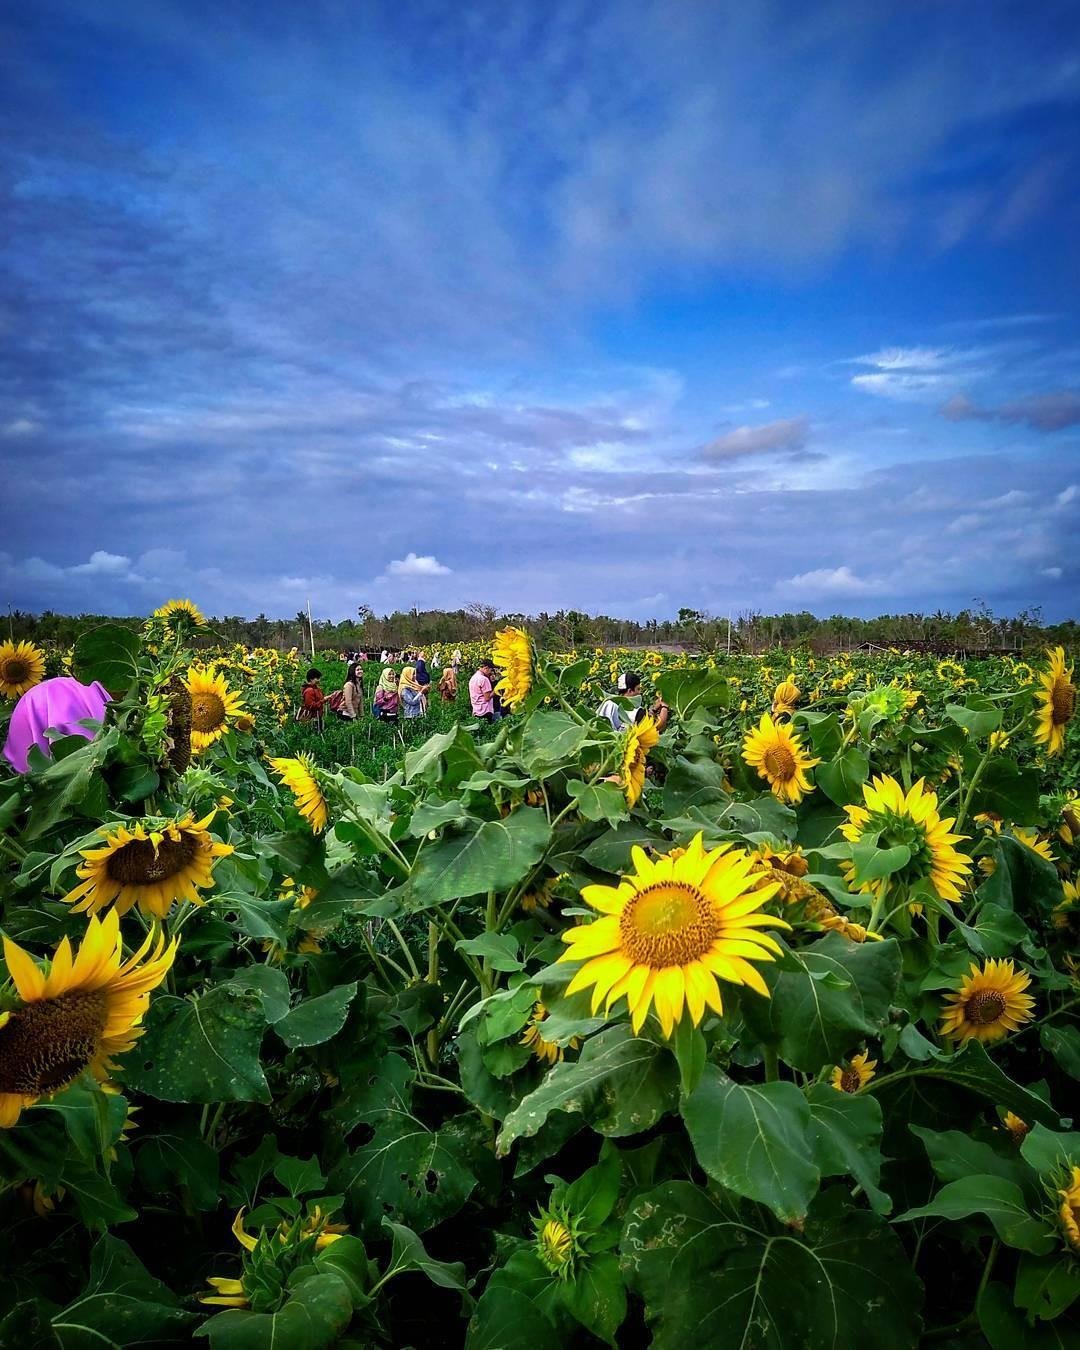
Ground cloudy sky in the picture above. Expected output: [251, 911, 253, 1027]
[2, 1, 1079, 622]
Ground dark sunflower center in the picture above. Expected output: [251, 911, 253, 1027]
[966, 989, 1006, 1025]
[620, 881, 721, 968]
[1, 658, 30, 684]
[0, 991, 108, 1095]
[839, 1067, 862, 1094]
[1051, 679, 1076, 726]
[106, 832, 199, 885]
[191, 692, 227, 733]
[763, 746, 796, 780]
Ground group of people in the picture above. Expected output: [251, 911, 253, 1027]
[298, 649, 468, 726]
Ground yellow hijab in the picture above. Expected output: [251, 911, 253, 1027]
[399, 665, 423, 693]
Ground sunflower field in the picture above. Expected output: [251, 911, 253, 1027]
[0, 604, 1078, 1348]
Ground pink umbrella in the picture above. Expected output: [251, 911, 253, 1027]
[3, 677, 111, 774]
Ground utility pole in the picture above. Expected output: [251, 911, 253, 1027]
[306, 598, 316, 658]
[727, 612, 732, 656]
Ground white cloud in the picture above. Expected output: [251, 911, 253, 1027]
[851, 372, 948, 401]
[1056, 484, 1078, 507]
[1042, 566, 1063, 579]
[384, 552, 452, 577]
[69, 551, 133, 576]
[783, 565, 881, 597]
[701, 416, 809, 461]
[3, 418, 39, 436]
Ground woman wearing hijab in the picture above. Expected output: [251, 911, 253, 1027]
[3, 676, 111, 774]
[373, 666, 400, 720]
[438, 665, 458, 702]
[398, 664, 427, 719]
[414, 651, 431, 687]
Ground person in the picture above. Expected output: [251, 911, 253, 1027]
[296, 668, 325, 728]
[2, 677, 111, 774]
[414, 651, 431, 688]
[328, 661, 363, 719]
[399, 664, 427, 718]
[438, 665, 458, 702]
[469, 657, 498, 721]
[452, 647, 462, 671]
[373, 666, 400, 720]
[598, 673, 670, 734]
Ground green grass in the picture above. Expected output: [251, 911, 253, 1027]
[269, 659, 498, 776]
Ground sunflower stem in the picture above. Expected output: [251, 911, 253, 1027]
[975, 1238, 999, 1309]
[426, 921, 440, 1068]
[763, 1045, 780, 1082]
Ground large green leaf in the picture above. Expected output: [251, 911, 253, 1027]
[197, 1270, 356, 1350]
[496, 1025, 678, 1153]
[119, 985, 270, 1104]
[49, 1235, 195, 1348]
[741, 934, 901, 1072]
[660, 756, 729, 815]
[622, 1182, 923, 1349]
[872, 1040, 1062, 1128]
[72, 623, 141, 695]
[580, 823, 665, 872]
[969, 758, 1041, 825]
[816, 747, 869, 807]
[276, 983, 358, 1048]
[805, 1082, 889, 1213]
[406, 808, 551, 909]
[896, 1175, 1056, 1254]
[655, 668, 730, 717]
[465, 1286, 561, 1350]
[682, 1067, 819, 1221]
[518, 710, 590, 771]
[979, 1280, 1080, 1349]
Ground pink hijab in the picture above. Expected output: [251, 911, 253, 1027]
[2, 677, 111, 774]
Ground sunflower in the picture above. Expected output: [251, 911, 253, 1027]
[1059, 1167, 1080, 1253]
[520, 1002, 579, 1066]
[620, 713, 660, 807]
[820, 913, 884, 943]
[0, 912, 176, 1126]
[939, 958, 1035, 1045]
[185, 665, 246, 752]
[742, 714, 820, 805]
[748, 845, 816, 905]
[0, 640, 46, 699]
[1013, 828, 1056, 865]
[491, 626, 533, 708]
[558, 834, 789, 1038]
[269, 753, 328, 832]
[841, 775, 971, 904]
[830, 1050, 876, 1093]
[63, 811, 233, 920]
[1034, 647, 1076, 757]
[201, 1206, 347, 1308]
[772, 679, 800, 716]
[152, 598, 206, 636]
[1001, 1111, 1030, 1144]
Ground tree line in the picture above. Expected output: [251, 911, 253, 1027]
[5, 601, 1075, 655]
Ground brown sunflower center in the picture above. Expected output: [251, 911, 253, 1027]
[1051, 678, 1076, 726]
[966, 989, 1007, 1025]
[0, 991, 108, 1095]
[1, 658, 30, 684]
[191, 691, 227, 733]
[838, 1067, 862, 1094]
[763, 745, 797, 781]
[106, 832, 200, 885]
[620, 881, 721, 968]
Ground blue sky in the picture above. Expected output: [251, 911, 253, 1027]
[2, 0, 1078, 622]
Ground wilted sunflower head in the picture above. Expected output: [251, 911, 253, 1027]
[939, 958, 1035, 1045]
[841, 775, 971, 905]
[0, 912, 176, 1127]
[1059, 1166, 1080, 1253]
[772, 679, 800, 715]
[742, 714, 820, 805]
[1034, 647, 1076, 758]
[63, 811, 233, 920]
[0, 640, 46, 699]
[830, 1050, 876, 1094]
[491, 626, 533, 708]
[520, 1001, 579, 1066]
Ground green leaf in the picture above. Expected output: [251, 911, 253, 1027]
[496, 1025, 678, 1153]
[196, 1269, 355, 1350]
[896, 1175, 1056, 1254]
[404, 724, 484, 788]
[227, 966, 292, 1023]
[805, 1082, 890, 1213]
[1015, 1253, 1080, 1322]
[567, 780, 627, 827]
[849, 839, 910, 885]
[465, 1286, 561, 1350]
[456, 933, 523, 972]
[72, 623, 141, 695]
[1041, 1024, 1080, 1080]
[910, 1124, 1031, 1186]
[682, 1067, 819, 1221]
[406, 809, 551, 910]
[741, 934, 901, 1072]
[655, 668, 730, 717]
[816, 747, 870, 807]
[276, 982, 358, 1048]
[1020, 1123, 1080, 1178]
[562, 1148, 622, 1229]
[580, 823, 664, 872]
[214, 894, 295, 945]
[622, 1182, 923, 1350]
[560, 1251, 627, 1347]
[136, 1129, 221, 1211]
[794, 710, 843, 759]
[660, 756, 729, 815]
[979, 1279, 1080, 1349]
[119, 986, 270, 1104]
[50, 1235, 195, 1347]
[670, 1017, 706, 1096]
[381, 1219, 471, 1300]
[273, 1154, 327, 1197]
[977, 836, 1063, 917]
[519, 710, 589, 771]
[879, 1040, 1062, 1129]
[946, 696, 1003, 737]
[969, 759, 1041, 825]
[332, 1119, 477, 1237]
